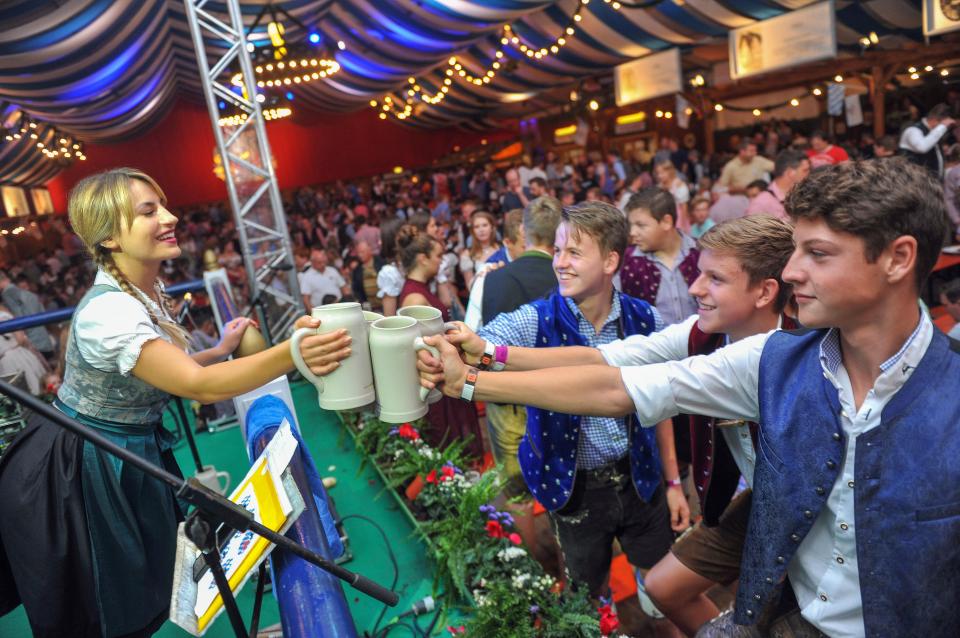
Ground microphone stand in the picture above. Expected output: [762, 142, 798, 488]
[247, 262, 293, 346]
[0, 380, 398, 638]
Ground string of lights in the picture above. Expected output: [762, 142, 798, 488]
[2, 113, 86, 163]
[708, 62, 952, 115]
[371, 0, 590, 121]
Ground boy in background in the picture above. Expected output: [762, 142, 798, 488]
[620, 188, 700, 326]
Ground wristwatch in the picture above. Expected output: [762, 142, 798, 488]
[477, 340, 496, 371]
[460, 367, 479, 402]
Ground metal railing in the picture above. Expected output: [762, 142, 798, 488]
[0, 279, 205, 334]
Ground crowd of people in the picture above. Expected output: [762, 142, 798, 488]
[0, 99, 959, 637]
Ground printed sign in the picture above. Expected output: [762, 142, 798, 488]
[924, 0, 960, 36]
[729, 1, 837, 80]
[614, 48, 682, 107]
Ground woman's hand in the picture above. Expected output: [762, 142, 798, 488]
[666, 485, 691, 532]
[293, 315, 352, 376]
[217, 317, 257, 355]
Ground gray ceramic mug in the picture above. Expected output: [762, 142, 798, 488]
[397, 305, 458, 404]
[368, 316, 440, 423]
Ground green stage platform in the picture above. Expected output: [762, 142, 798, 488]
[0, 381, 444, 637]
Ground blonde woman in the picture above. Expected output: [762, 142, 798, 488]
[0, 168, 349, 638]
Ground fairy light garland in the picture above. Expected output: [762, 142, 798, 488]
[2, 114, 86, 162]
[371, 0, 611, 122]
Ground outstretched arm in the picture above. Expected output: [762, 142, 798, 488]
[451, 320, 605, 370]
[420, 334, 634, 416]
[134, 315, 351, 403]
[418, 330, 766, 425]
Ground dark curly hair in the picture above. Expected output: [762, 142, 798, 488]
[785, 158, 950, 291]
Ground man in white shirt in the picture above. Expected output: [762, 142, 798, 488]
[899, 103, 955, 178]
[300, 247, 349, 310]
[421, 159, 958, 638]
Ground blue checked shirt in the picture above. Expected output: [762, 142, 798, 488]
[479, 294, 664, 469]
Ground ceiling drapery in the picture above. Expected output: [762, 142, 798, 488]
[0, 0, 925, 185]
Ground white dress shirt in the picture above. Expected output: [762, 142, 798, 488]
[599, 313, 776, 487]
[618, 312, 933, 638]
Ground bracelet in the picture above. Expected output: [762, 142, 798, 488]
[666, 478, 683, 489]
[477, 340, 496, 371]
[460, 367, 479, 402]
[492, 345, 508, 371]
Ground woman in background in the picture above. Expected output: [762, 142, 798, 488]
[396, 225, 484, 460]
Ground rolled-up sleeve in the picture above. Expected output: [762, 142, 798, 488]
[619, 331, 769, 426]
[75, 292, 166, 376]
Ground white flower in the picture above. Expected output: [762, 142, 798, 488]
[510, 572, 532, 589]
[496, 547, 527, 562]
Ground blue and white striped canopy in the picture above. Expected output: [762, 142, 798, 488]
[0, 0, 924, 185]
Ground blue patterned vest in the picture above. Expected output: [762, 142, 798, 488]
[736, 328, 960, 636]
[518, 291, 660, 511]
[58, 284, 170, 424]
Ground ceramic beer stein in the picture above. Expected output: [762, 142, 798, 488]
[368, 316, 440, 423]
[397, 306, 458, 403]
[290, 302, 376, 410]
[363, 311, 384, 326]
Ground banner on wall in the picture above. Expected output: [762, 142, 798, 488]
[845, 94, 864, 127]
[729, 1, 836, 80]
[614, 49, 682, 107]
[923, 0, 960, 36]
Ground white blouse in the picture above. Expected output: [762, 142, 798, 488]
[76, 270, 173, 376]
[376, 263, 404, 298]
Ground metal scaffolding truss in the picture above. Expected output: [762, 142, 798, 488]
[183, 0, 301, 344]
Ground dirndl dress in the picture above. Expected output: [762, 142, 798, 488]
[0, 280, 184, 637]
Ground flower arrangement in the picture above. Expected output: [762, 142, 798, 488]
[340, 409, 625, 637]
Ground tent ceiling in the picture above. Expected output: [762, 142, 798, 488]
[0, 0, 927, 185]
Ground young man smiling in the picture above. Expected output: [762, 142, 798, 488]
[445, 215, 797, 634]
[423, 159, 958, 637]
[457, 201, 685, 608]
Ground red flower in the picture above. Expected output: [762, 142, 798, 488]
[425, 469, 438, 484]
[508, 532, 522, 545]
[485, 520, 505, 538]
[598, 604, 619, 635]
[440, 465, 456, 481]
[446, 625, 466, 635]
[398, 424, 420, 441]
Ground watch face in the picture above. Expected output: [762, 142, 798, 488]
[943, 0, 960, 21]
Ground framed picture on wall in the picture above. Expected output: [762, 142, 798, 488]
[30, 188, 54, 215]
[1, 186, 29, 217]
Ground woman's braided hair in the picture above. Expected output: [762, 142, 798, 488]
[69, 168, 191, 350]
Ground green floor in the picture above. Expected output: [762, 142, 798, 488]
[0, 381, 443, 637]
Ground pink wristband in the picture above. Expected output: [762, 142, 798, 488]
[493, 345, 508, 371]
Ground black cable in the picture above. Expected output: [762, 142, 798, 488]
[378, 622, 420, 637]
[341, 514, 400, 638]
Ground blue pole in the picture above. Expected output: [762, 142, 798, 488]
[246, 397, 357, 638]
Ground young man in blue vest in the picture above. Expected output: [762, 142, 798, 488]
[455, 200, 687, 610]
[422, 159, 956, 637]
[441, 215, 797, 634]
